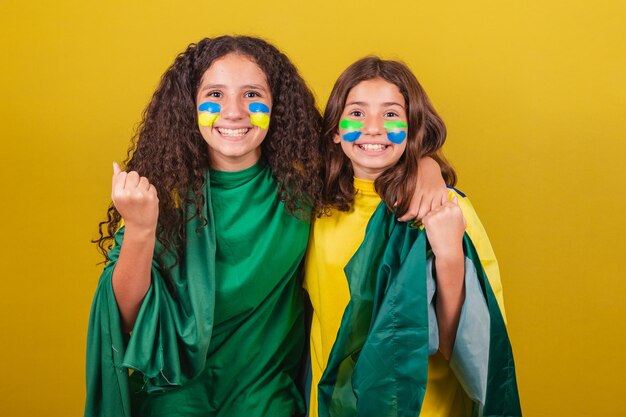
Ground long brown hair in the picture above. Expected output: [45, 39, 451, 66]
[95, 36, 323, 266]
[321, 56, 456, 214]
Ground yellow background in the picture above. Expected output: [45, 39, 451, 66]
[1, 1, 625, 415]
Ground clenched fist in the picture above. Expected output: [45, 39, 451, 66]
[111, 162, 159, 232]
[422, 196, 466, 262]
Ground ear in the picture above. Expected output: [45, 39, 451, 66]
[333, 131, 342, 144]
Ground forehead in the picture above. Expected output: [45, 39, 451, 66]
[199, 53, 269, 89]
[346, 78, 405, 107]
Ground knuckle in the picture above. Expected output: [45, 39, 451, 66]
[134, 191, 148, 201]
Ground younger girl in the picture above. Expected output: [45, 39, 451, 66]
[304, 57, 521, 417]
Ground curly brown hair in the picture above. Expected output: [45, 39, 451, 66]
[321, 56, 456, 215]
[95, 35, 323, 265]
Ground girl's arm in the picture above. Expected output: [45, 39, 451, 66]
[397, 156, 447, 222]
[110, 162, 159, 333]
[422, 197, 466, 360]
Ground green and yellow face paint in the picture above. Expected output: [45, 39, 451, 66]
[198, 102, 221, 127]
[249, 102, 271, 130]
[384, 121, 408, 144]
[339, 119, 364, 142]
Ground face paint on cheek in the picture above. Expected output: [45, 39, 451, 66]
[249, 102, 271, 130]
[198, 102, 221, 127]
[339, 119, 364, 142]
[384, 121, 408, 144]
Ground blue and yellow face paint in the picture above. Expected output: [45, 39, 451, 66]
[249, 102, 270, 130]
[339, 119, 363, 142]
[198, 102, 221, 127]
[384, 121, 408, 144]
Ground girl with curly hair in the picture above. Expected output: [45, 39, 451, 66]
[305, 57, 520, 417]
[85, 37, 446, 417]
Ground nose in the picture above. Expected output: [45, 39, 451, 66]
[362, 116, 384, 136]
[220, 96, 246, 120]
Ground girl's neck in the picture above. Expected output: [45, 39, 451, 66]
[352, 169, 383, 181]
[208, 151, 262, 172]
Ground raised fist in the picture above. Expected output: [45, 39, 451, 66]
[111, 162, 159, 232]
[422, 196, 466, 261]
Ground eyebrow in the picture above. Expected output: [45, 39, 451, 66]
[199, 84, 226, 91]
[199, 83, 268, 92]
[242, 84, 268, 90]
[346, 101, 405, 108]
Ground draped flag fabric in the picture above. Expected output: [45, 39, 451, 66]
[85, 175, 218, 417]
[317, 202, 521, 417]
[84, 161, 309, 417]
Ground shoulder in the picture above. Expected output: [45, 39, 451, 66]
[447, 186, 467, 199]
[445, 186, 484, 235]
[446, 186, 476, 216]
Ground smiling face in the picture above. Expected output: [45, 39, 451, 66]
[334, 78, 408, 180]
[196, 53, 272, 171]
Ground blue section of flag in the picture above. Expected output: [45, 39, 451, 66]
[249, 102, 270, 113]
[342, 131, 362, 142]
[198, 102, 221, 113]
[386, 131, 407, 144]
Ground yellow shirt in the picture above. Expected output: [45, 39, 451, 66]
[304, 179, 505, 416]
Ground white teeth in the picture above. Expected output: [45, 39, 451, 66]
[358, 144, 387, 151]
[218, 128, 249, 137]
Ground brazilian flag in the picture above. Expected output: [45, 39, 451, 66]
[84, 162, 309, 417]
[317, 201, 521, 417]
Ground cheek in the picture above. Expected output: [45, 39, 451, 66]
[198, 112, 219, 127]
[340, 141, 354, 158]
[198, 102, 221, 127]
[197, 126, 213, 145]
[250, 114, 270, 129]
[255, 128, 269, 143]
[339, 119, 364, 142]
[383, 121, 408, 144]
[394, 143, 408, 160]
[386, 131, 407, 144]
[249, 102, 271, 129]
[342, 131, 362, 142]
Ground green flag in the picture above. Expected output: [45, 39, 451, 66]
[318, 202, 521, 417]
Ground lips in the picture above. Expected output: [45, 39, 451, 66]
[357, 143, 389, 151]
[217, 127, 250, 137]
